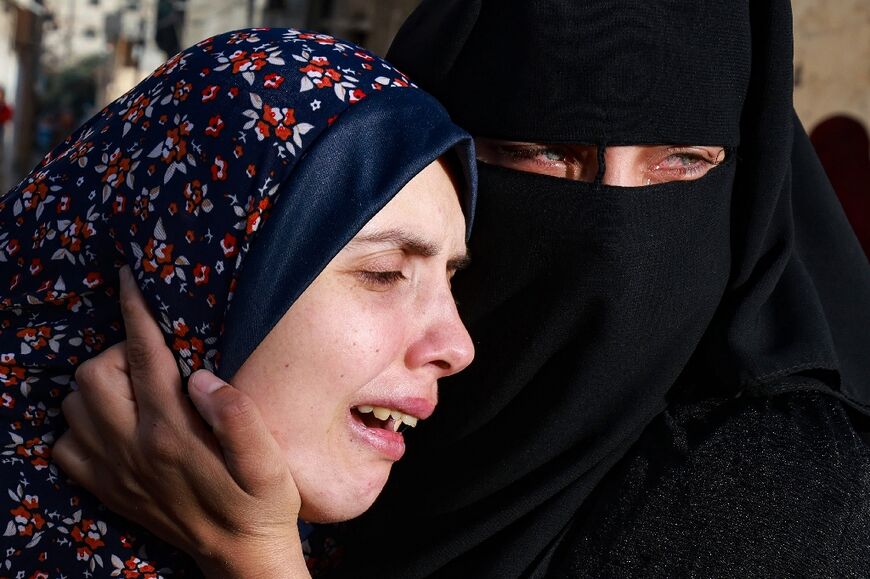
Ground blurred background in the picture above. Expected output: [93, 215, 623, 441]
[1, 0, 868, 253]
[0, 0, 421, 192]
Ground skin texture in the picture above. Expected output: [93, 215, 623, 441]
[53, 158, 473, 577]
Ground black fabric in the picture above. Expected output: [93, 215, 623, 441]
[549, 392, 870, 577]
[390, 0, 750, 147]
[789, 115, 870, 407]
[342, 1, 870, 577]
[355, 160, 738, 578]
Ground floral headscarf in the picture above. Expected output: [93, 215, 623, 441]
[0, 28, 475, 577]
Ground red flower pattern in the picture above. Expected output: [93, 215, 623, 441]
[255, 104, 296, 141]
[0, 27, 421, 577]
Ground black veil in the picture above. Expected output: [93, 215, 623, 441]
[344, 1, 870, 576]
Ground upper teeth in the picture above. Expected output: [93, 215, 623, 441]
[356, 405, 419, 431]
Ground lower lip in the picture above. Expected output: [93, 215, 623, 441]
[348, 411, 406, 461]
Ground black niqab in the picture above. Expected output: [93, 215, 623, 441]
[345, 1, 870, 577]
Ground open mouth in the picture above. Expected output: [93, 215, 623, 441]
[351, 405, 419, 434]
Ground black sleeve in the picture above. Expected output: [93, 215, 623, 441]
[548, 392, 870, 578]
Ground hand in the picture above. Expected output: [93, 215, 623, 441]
[53, 267, 309, 579]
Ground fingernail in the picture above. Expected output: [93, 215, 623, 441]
[190, 370, 226, 394]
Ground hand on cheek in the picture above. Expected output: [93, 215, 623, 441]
[53, 267, 310, 579]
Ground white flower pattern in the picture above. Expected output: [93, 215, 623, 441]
[0, 27, 420, 577]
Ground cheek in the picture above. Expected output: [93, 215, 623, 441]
[233, 286, 409, 419]
[292, 294, 405, 385]
[229, 283, 412, 518]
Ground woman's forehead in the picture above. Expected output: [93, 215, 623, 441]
[345, 162, 467, 255]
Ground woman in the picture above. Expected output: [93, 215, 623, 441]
[0, 28, 476, 577]
[44, 0, 870, 577]
[347, 0, 870, 576]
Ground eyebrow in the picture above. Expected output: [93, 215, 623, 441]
[349, 228, 471, 271]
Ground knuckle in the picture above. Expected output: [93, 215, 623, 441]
[214, 389, 257, 426]
[98, 479, 142, 515]
[118, 286, 141, 321]
[124, 337, 161, 371]
[60, 391, 80, 415]
[73, 358, 99, 389]
[73, 344, 129, 391]
[259, 459, 292, 489]
[51, 435, 72, 463]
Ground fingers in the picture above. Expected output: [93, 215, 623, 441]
[54, 429, 187, 552]
[188, 370, 294, 498]
[53, 428, 95, 486]
[60, 391, 105, 452]
[78, 340, 130, 382]
[117, 266, 185, 419]
[73, 343, 137, 439]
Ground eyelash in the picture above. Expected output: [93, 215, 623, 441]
[358, 270, 406, 287]
[654, 149, 726, 178]
[500, 145, 573, 166]
[503, 145, 727, 182]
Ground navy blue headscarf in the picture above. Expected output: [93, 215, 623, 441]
[0, 28, 475, 576]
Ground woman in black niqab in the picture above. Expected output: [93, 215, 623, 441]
[344, 1, 870, 576]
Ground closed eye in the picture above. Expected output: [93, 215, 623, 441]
[357, 270, 406, 288]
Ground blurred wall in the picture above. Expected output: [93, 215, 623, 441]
[42, 0, 123, 70]
[793, 0, 870, 132]
[0, 3, 21, 191]
[183, 0, 266, 48]
[0, 5, 18, 105]
[304, 0, 417, 56]
[365, 0, 418, 56]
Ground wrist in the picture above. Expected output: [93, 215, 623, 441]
[195, 534, 309, 579]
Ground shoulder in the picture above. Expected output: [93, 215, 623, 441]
[664, 389, 869, 477]
[549, 391, 870, 577]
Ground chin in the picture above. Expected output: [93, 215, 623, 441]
[299, 468, 391, 523]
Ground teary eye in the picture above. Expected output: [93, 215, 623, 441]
[645, 146, 727, 183]
[475, 139, 596, 181]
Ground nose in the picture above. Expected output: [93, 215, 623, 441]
[601, 146, 645, 187]
[405, 286, 474, 377]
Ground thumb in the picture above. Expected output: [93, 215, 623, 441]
[188, 370, 297, 503]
